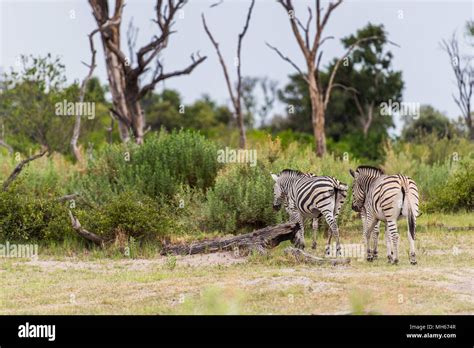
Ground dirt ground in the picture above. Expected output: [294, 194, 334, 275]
[1, 236, 472, 315]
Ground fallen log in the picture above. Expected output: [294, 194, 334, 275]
[284, 247, 350, 266]
[160, 222, 300, 256]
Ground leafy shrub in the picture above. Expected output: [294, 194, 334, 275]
[203, 164, 283, 233]
[426, 159, 474, 213]
[75, 190, 178, 241]
[77, 129, 221, 204]
[0, 185, 70, 241]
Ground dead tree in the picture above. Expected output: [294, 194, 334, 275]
[202, 0, 255, 149]
[71, 29, 98, 163]
[441, 34, 474, 140]
[88, 0, 207, 144]
[2, 148, 48, 191]
[267, 0, 379, 156]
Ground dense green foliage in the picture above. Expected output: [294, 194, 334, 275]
[2, 129, 471, 245]
[0, 184, 70, 241]
[203, 164, 283, 233]
[77, 129, 221, 204]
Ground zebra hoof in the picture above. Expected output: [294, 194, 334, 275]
[311, 242, 317, 250]
[392, 258, 399, 265]
[293, 240, 305, 250]
[324, 246, 331, 257]
[410, 260, 417, 265]
[366, 255, 374, 262]
[387, 255, 393, 263]
[372, 251, 378, 260]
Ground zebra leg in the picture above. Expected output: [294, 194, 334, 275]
[364, 215, 378, 262]
[289, 210, 305, 249]
[371, 221, 381, 260]
[311, 217, 319, 250]
[322, 212, 341, 257]
[385, 222, 393, 262]
[387, 220, 400, 264]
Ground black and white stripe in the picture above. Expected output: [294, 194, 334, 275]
[271, 169, 348, 254]
[349, 166, 420, 264]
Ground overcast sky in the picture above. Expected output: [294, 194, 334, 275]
[1, 0, 473, 134]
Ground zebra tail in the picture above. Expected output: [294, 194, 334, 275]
[401, 180, 416, 241]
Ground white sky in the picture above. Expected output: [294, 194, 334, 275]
[1, 0, 473, 134]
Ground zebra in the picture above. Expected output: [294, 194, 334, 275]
[280, 172, 332, 250]
[271, 169, 348, 255]
[349, 166, 420, 265]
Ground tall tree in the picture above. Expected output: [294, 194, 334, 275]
[330, 23, 402, 137]
[402, 105, 456, 141]
[267, 0, 379, 156]
[88, 0, 206, 144]
[202, 0, 255, 149]
[441, 31, 473, 140]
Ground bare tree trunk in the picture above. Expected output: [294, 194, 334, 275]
[71, 29, 98, 163]
[89, 0, 206, 145]
[307, 63, 326, 156]
[104, 45, 131, 143]
[315, 103, 327, 156]
[236, 103, 247, 149]
[269, 1, 377, 157]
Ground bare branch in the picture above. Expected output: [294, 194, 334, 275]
[69, 210, 105, 246]
[202, 13, 238, 109]
[138, 54, 206, 99]
[324, 35, 381, 109]
[126, 18, 139, 67]
[3, 148, 48, 191]
[0, 139, 13, 155]
[277, 0, 310, 56]
[265, 42, 305, 78]
[109, 108, 132, 128]
[71, 29, 98, 163]
[236, 0, 256, 114]
[311, 0, 342, 58]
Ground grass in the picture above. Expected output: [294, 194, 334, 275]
[0, 212, 472, 315]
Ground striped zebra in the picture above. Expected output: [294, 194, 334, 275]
[271, 169, 348, 254]
[349, 166, 420, 265]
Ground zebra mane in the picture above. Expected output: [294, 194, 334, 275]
[280, 169, 304, 176]
[356, 165, 384, 175]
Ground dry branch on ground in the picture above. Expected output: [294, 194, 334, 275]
[161, 222, 300, 256]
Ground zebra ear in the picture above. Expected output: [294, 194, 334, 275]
[349, 169, 356, 178]
[270, 173, 279, 182]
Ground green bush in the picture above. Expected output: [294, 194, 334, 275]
[75, 190, 178, 241]
[427, 159, 474, 213]
[77, 129, 221, 204]
[203, 164, 283, 233]
[0, 185, 70, 241]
